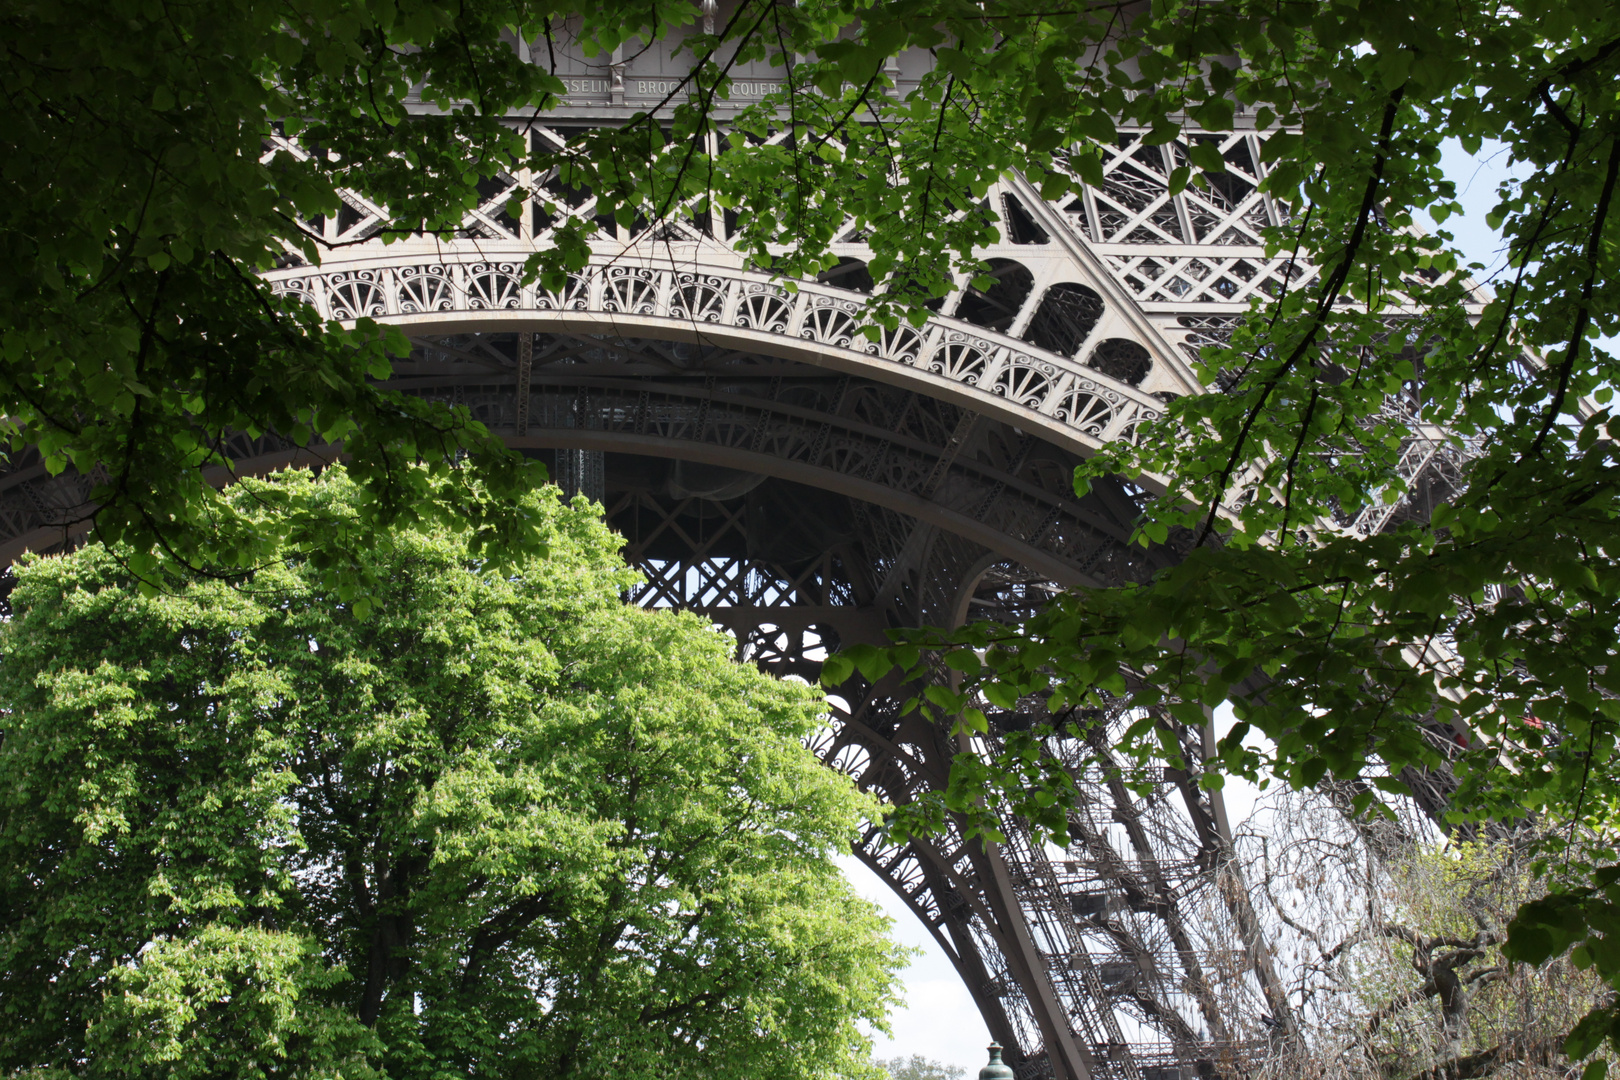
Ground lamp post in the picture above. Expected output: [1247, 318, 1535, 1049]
[979, 1043, 1015, 1080]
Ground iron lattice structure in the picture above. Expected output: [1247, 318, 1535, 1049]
[0, 21, 1490, 1080]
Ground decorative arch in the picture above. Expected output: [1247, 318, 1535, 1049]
[266, 252, 1174, 462]
[953, 257, 1035, 334]
[1087, 337, 1154, 387]
[1025, 282, 1107, 357]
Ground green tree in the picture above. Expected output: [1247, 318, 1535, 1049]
[11, 0, 1620, 1054]
[0, 467, 904, 1079]
[877, 1053, 968, 1080]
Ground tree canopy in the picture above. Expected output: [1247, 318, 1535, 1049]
[9, 0, 1620, 1057]
[8, 0, 1608, 581]
[877, 1054, 968, 1080]
[0, 468, 904, 1079]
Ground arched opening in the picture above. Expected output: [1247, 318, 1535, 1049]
[817, 257, 875, 294]
[1024, 283, 1105, 356]
[1087, 338, 1153, 387]
[953, 259, 1034, 334]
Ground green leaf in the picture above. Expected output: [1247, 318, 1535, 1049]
[1565, 1008, 1613, 1060]
[1377, 48, 1413, 92]
[983, 681, 1019, 709]
[1186, 140, 1227, 174]
[843, 644, 895, 683]
[1187, 98, 1235, 132]
[1142, 115, 1181, 146]
[820, 653, 854, 686]
[1071, 149, 1105, 186]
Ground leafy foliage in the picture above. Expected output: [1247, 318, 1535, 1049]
[783, 0, 1620, 1057]
[813, 0, 1619, 842]
[876, 1053, 968, 1080]
[11, 0, 1620, 1058]
[0, 468, 904, 1079]
[1, 0, 603, 582]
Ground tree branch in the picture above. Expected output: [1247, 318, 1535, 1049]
[1526, 131, 1620, 457]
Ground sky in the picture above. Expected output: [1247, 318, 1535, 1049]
[1428, 140, 1525, 276]
[842, 138, 1529, 1075]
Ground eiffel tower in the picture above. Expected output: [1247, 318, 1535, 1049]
[0, 21, 1477, 1080]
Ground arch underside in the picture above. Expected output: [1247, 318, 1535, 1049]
[405, 331, 1272, 1080]
[0, 57, 1488, 1080]
[189, 94, 1484, 1080]
[0, 325, 1266, 1080]
[0, 329, 1265, 1080]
